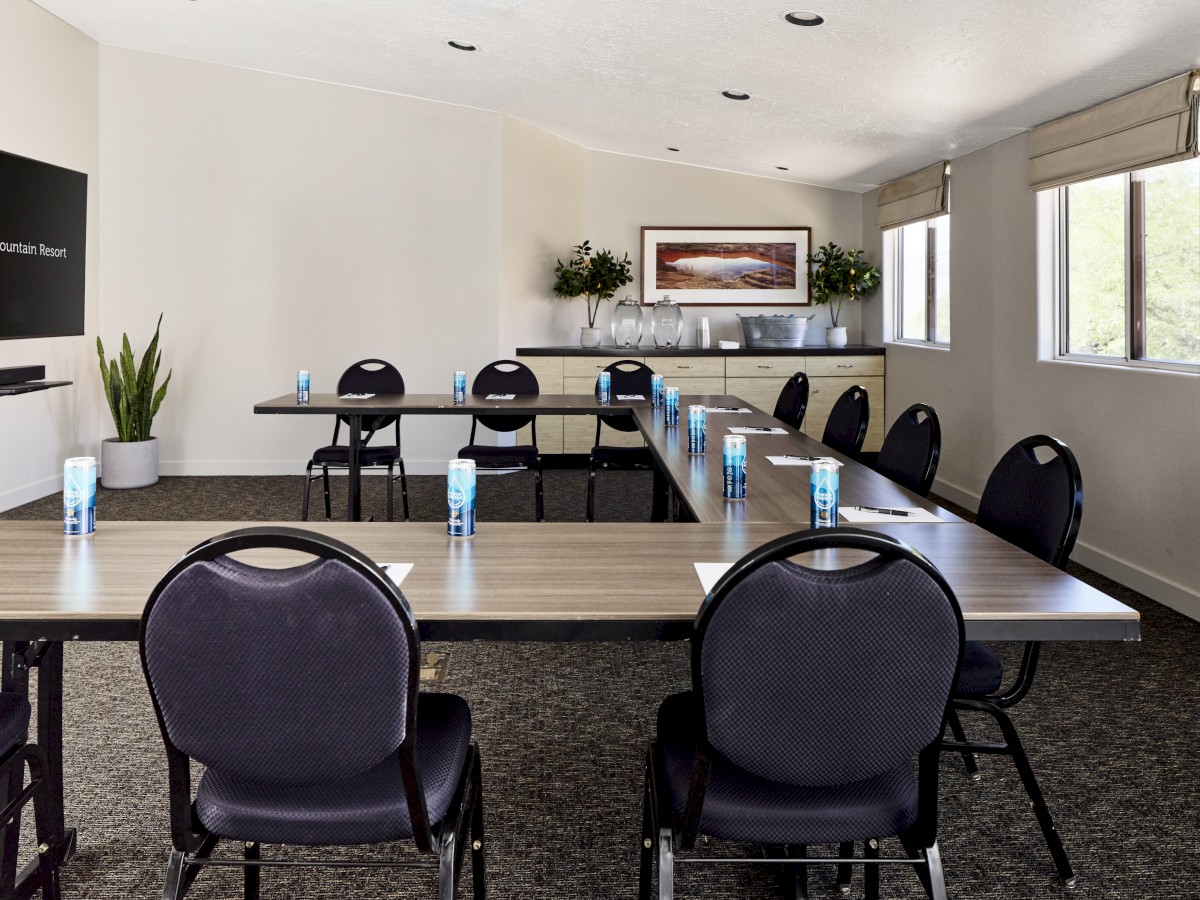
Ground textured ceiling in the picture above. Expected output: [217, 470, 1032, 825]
[30, 0, 1200, 192]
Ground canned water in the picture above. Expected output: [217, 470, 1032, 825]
[63, 457, 96, 536]
[687, 405, 706, 454]
[296, 370, 310, 404]
[651, 374, 665, 408]
[453, 370, 467, 404]
[810, 460, 839, 528]
[722, 435, 747, 500]
[447, 459, 476, 537]
[597, 371, 611, 404]
[664, 386, 680, 426]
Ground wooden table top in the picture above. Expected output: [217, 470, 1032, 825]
[0, 521, 1139, 643]
[254, 392, 645, 416]
[633, 396, 961, 525]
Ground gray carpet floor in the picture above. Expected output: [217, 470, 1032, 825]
[2, 473, 1195, 899]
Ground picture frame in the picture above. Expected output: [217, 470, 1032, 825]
[640, 226, 812, 306]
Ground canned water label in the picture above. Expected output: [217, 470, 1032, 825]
[597, 371, 611, 404]
[296, 370, 310, 404]
[687, 405, 706, 454]
[453, 370, 467, 404]
[665, 386, 680, 426]
[810, 461, 839, 528]
[63, 457, 96, 536]
[651, 374, 665, 408]
[722, 435, 747, 500]
[447, 459, 476, 537]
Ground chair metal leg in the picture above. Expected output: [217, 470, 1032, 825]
[639, 759, 654, 900]
[438, 829, 457, 900]
[533, 460, 545, 523]
[300, 463, 314, 521]
[784, 844, 807, 900]
[657, 829, 674, 900]
[836, 841, 853, 894]
[899, 833, 934, 899]
[25, 748, 63, 900]
[162, 849, 187, 900]
[243, 842, 260, 900]
[586, 461, 597, 523]
[863, 838, 879, 900]
[321, 466, 332, 520]
[945, 709, 980, 779]
[398, 459, 410, 522]
[925, 840, 948, 900]
[470, 752, 486, 900]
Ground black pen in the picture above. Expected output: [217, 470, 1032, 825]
[708, 406, 745, 412]
[859, 506, 913, 517]
[784, 455, 819, 461]
[740, 426, 778, 432]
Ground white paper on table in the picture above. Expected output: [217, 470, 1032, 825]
[727, 426, 788, 435]
[379, 563, 414, 585]
[485, 393, 516, 400]
[705, 406, 752, 414]
[694, 562, 735, 595]
[339, 393, 375, 400]
[838, 507, 946, 523]
[766, 455, 844, 467]
[616, 394, 645, 400]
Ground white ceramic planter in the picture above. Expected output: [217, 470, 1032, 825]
[579, 326, 602, 348]
[100, 437, 160, 489]
[825, 326, 848, 348]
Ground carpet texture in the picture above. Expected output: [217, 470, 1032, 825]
[1, 473, 1193, 899]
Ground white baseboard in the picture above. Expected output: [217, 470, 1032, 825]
[0, 475, 61, 514]
[931, 476, 1200, 622]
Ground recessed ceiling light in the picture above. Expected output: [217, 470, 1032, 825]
[784, 11, 824, 26]
[776, 166, 789, 171]
[447, 40, 477, 51]
[722, 90, 751, 101]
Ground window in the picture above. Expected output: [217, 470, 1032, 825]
[885, 215, 950, 345]
[1056, 155, 1200, 368]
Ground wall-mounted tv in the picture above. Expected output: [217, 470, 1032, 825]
[0, 150, 87, 340]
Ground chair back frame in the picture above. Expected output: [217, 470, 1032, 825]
[821, 385, 870, 457]
[468, 360, 539, 443]
[330, 359, 406, 449]
[595, 360, 655, 441]
[772, 371, 810, 431]
[876, 402, 942, 497]
[139, 526, 435, 856]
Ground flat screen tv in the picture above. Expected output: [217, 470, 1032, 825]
[0, 150, 87, 340]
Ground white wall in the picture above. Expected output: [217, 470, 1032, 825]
[868, 133, 1200, 618]
[98, 48, 503, 475]
[0, 0, 101, 509]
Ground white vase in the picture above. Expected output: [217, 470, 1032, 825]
[579, 326, 602, 348]
[100, 436, 159, 489]
[825, 326, 848, 348]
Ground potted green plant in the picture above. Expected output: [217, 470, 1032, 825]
[96, 314, 172, 489]
[553, 240, 634, 347]
[806, 243, 881, 347]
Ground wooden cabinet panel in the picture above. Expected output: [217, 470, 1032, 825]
[725, 356, 805, 379]
[805, 355, 884, 378]
[563, 356, 644, 378]
[517, 355, 564, 391]
[725, 377, 790, 420]
[516, 355, 565, 453]
[650, 356, 725, 378]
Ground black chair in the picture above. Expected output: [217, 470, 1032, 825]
[459, 359, 544, 522]
[301, 359, 409, 522]
[821, 385, 869, 458]
[641, 528, 964, 900]
[873, 403, 942, 497]
[772, 372, 809, 431]
[942, 435, 1082, 886]
[139, 526, 485, 900]
[0, 691, 64, 900]
[587, 360, 655, 522]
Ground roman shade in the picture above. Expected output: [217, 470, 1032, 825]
[876, 161, 949, 230]
[1029, 70, 1200, 191]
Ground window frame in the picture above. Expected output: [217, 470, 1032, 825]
[1052, 165, 1200, 374]
[886, 215, 950, 348]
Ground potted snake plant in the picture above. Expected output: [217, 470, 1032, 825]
[96, 314, 172, 488]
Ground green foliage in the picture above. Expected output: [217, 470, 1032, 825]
[96, 314, 172, 443]
[806, 243, 881, 326]
[552, 240, 635, 327]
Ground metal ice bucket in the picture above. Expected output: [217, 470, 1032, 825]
[737, 314, 814, 348]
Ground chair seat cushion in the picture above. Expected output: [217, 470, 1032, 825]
[590, 445, 653, 469]
[955, 641, 1003, 697]
[0, 692, 31, 757]
[311, 445, 401, 467]
[194, 692, 471, 846]
[458, 445, 539, 469]
[655, 692, 917, 844]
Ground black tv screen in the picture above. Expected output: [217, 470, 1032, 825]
[0, 150, 87, 340]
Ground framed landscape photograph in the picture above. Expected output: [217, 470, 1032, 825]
[640, 226, 812, 306]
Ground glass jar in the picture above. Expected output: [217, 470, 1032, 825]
[610, 295, 643, 349]
[651, 295, 684, 348]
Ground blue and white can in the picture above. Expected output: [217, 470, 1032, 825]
[722, 435, 747, 500]
[810, 460, 839, 528]
[296, 370, 310, 404]
[597, 371, 611, 404]
[651, 374, 665, 408]
[687, 405, 706, 454]
[63, 457, 96, 536]
[453, 370, 467, 404]
[447, 459, 476, 537]
[664, 386, 680, 426]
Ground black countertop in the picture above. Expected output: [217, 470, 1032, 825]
[515, 345, 884, 356]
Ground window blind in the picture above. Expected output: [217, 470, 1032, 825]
[875, 161, 949, 230]
[1029, 70, 1199, 191]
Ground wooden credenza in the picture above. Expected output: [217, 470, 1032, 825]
[514, 347, 885, 454]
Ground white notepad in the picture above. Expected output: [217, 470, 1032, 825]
[694, 562, 734, 594]
[727, 426, 788, 435]
[485, 393, 516, 400]
[766, 455, 844, 467]
[838, 507, 945, 523]
[616, 394, 645, 400]
[705, 406, 752, 414]
[379, 563, 414, 585]
[339, 393, 375, 400]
